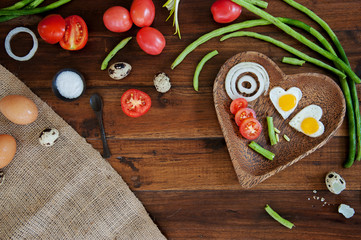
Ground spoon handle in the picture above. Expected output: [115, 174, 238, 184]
[95, 111, 111, 158]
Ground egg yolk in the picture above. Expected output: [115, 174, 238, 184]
[301, 117, 319, 135]
[278, 94, 296, 111]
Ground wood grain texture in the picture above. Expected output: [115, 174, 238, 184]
[0, 0, 360, 239]
[214, 52, 345, 188]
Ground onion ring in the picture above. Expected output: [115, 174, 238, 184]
[225, 62, 269, 101]
[5, 27, 38, 61]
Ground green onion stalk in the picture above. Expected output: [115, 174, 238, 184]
[282, 0, 361, 166]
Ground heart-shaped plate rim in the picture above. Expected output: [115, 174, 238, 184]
[213, 51, 346, 188]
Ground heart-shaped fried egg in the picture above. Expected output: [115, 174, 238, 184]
[269, 87, 302, 119]
[289, 104, 324, 138]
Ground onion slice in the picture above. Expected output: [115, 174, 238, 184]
[5, 27, 38, 61]
[225, 62, 270, 101]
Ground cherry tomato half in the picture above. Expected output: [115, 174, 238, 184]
[239, 118, 262, 140]
[235, 107, 256, 126]
[230, 98, 248, 115]
[130, 0, 155, 27]
[211, 0, 242, 23]
[103, 6, 133, 33]
[121, 89, 152, 118]
[136, 27, 166, 55]
[37, 14, 65, 44]
[59, 15, 88, 51]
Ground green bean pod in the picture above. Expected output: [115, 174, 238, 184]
[101, 37, 132, 71]
[232, 0, 360, 83]
[193, 50, 218, 91]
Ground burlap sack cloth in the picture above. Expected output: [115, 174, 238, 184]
[0, 65, 166, 239]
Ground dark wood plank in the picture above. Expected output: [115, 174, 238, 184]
[87, 137, 361, 191]
[138, 190, 361, 239]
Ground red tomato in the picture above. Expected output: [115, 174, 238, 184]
[59, 15, 88, 51]
[136, 27, 166, 55]
[235, 108, 256, 126]
[239, 118, 262, 140]
[37, 14, 65, 44]
[130, 0, 155, 27]
[103, 6, 133, 33]
[230, 98, 248, 115]
[211, 0, 242, 23]
[121, 89, 152, 118]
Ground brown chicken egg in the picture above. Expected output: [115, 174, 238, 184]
[0, 95, 38, 125]
[0, 134, 17, 168]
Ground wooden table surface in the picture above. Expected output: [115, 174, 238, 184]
[1, 0, 360, 239]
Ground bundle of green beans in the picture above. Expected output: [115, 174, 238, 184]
[0, 0, 71, 22]
[171, 0, 360, 168]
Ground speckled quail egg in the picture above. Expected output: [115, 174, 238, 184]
[269, 87, 302, 119]
[325, 171, 346, 194]
[289, 105, 324, 138]
[108, 62, 132, 80]
[153, 72, 171, 93]
[39, 128, 59, 147]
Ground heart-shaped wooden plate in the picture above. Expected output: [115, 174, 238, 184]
[213, 52, 346, 188]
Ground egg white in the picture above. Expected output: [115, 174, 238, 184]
[289, 104, 324, 137]
[269, 87, 302, 119]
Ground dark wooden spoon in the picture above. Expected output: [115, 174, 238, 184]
[90, 93, 111, 159]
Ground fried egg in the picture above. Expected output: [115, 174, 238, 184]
[270, 87, 302, 119]
[289, 104, 324, 138]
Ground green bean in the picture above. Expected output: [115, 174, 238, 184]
[193, 50, 218, 91]
[27, 0, 45, 8]
[171, 18, 271, 69]
[171, 17, 348, 70]
[232, 0, 360, 84]
[267, 116, 278, 145]
[101, 37, 132, 70]
[282, 57, 305, 66]
[244, 0, 268, 9]
[249, 141, 275, 161]
[1, 0, 34, 10]
[0, 0, 71, 16]
[265, 204, 294, 229]
[282, 0, 361, 164]
[0, 0, 44, 22]
[220, 31, 345, 79]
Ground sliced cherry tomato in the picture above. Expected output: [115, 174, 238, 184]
[235, 107, 256, 126]
[230, 98, 248, 115]
[130, 0, 155, 27]
[136, 27, 166, 55]
[103, 6, 133, 33]
[37, 14, 65, 44]
[239, 118, 262, 140]
[59, 15, 88, 51]
[121, 89, 151, 118]
[211, 0, 242, 23]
